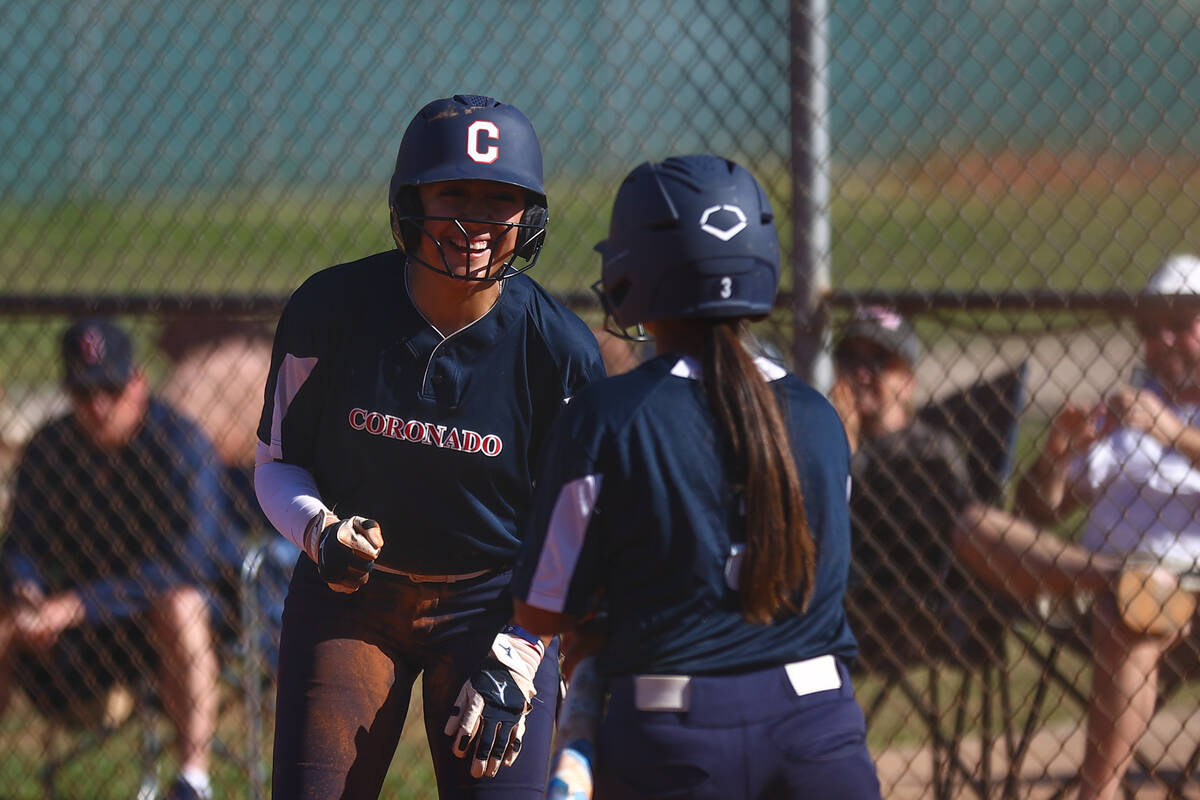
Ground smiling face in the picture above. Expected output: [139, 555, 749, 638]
[414, 180, 526, 280]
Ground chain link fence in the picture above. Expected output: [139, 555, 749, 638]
[2, 0, 1199, 797]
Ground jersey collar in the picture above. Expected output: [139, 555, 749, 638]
[669, 354, 787, 382]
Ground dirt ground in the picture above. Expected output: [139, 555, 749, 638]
[874, 705, 1200, 799]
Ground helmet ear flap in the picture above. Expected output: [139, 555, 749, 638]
[516, 200, 548, 260]
[391, 186, 424, 253]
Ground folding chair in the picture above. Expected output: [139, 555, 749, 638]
[235, 532, 297, 800]
[850, 361, 1031, 800]
[26, 463, 295, 800]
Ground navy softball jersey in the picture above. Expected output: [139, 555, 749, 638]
[512, 353, 859, 677]
[257, 249, 606, 575]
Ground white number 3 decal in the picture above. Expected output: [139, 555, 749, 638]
[719, 277, 732, 298]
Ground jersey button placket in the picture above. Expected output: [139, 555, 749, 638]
[423, 356, 460, 407]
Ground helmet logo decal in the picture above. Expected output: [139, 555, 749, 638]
[699, 204, 747, 241]
[79, 328, 107, 365]
[467, 120, 500, 164]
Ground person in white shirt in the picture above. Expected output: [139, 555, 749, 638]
[1012, 253, 1200, 800]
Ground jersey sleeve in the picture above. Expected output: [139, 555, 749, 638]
[561, 335, 607, 402]
[512, 405, 607, 617]
[257, 277, 335, 468]
[528, 293, 607, 403]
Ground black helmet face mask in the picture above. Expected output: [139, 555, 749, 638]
[591, 277, 648, 342]
[391, 193, 547, 282]
[389, 95, 549, 282]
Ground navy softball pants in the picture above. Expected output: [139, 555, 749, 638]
[595, 657, 881, 800]
[272, 558, 559, 800]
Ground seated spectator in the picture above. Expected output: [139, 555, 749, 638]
[830, 306, 990, 669]
[827, 301, 1197, 799]
[158, 315, 276, 535]
[1006, 254, 1200, 800]
[158, 315, 297, 665]
[0, 318, 230, 800]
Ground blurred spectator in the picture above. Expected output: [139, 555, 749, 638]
[158, 315, 276, 530]
[158, 314, 298, 666]
[829, 307, 1118, 669]
[830, 306, 987, 669]
[1011, 254, 1200, 800]
[0, 318, 228, 800]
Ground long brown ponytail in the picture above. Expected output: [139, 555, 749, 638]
[701, 319, 816, 623]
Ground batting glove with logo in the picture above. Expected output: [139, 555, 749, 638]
[445, 624, 545, 778]
[302, 512, 383, 593]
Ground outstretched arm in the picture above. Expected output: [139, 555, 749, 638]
[1015, 404, 1103, 525]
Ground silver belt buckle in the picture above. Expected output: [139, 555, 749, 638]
[634, 675, 692, 711]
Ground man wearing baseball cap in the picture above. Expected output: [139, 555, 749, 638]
[0, 317, 229, 800]
[829, 307, 986, 672]
[831, 305, 923, 453]
[1013, 254, 1200, 799]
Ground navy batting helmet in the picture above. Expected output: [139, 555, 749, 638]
[594, 155, 779, 338]
[389, 94, 548, 280]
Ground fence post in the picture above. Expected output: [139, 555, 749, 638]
[789, 0, 833, 391]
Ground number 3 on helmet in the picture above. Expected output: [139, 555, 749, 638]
[593, 154, 780, 340]
[389, 94, 549, 280]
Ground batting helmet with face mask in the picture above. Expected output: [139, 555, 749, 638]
[389, 94, 549, 280]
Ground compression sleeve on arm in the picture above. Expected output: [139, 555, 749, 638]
[254, 440, 330, 553]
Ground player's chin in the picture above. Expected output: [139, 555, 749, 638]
[438, 247, 499, 279]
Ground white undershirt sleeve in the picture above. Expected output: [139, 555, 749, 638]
[254, 440, 330, 554]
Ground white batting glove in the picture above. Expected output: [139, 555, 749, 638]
[444, 625, 545, 778]
[302, 512, 384, 593]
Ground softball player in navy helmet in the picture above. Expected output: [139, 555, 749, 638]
[511, 155, 881, 799]
[254, 94, 606, 799]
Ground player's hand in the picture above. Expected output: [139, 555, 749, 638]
[303, 513, 384, 593]
[444, 625, 545, 778]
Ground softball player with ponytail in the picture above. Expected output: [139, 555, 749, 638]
[255, 94, 605, 798]
[512, 155, 881, 799]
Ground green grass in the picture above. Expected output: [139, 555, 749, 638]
[0, 681, 441, 799]
[5, 156, 1200, 299]
[858, 626, 1096, 753]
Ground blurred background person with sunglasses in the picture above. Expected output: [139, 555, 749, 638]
[0, 317, 228, 800]
[828, 306, 988, 673]
[829, 306, 924, 456]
